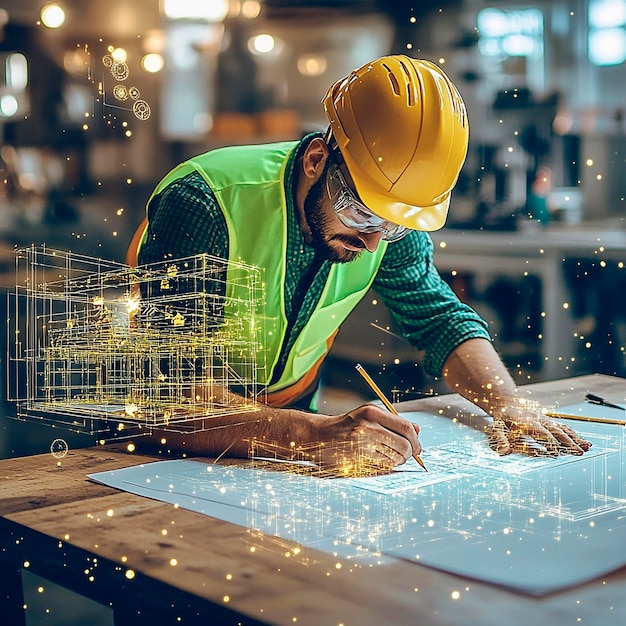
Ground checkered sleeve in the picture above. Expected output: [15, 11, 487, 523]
[137, 171, 228, 265]
[373, 231, 491, 377]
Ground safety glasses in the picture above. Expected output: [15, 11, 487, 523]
[325, 160, 409, 242]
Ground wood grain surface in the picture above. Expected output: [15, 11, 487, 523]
[1, 374, 625, 625]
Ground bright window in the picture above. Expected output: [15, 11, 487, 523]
[588, 0, 626, 65]
[477, 7, 544, 58]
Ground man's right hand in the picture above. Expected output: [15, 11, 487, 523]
[305, 404, 422, 473]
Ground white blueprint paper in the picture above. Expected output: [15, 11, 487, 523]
[89, 409, 626, 595]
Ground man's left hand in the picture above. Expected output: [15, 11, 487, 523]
[487, 411, 592, 456]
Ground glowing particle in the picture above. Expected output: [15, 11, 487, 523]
[50, 438, 69, 458]
[133, 99, 151, 120]
[110, 60, 130, 81]
[125, 569, 135, 580]
[113, 84, 129, 100]
[451, 590, 461, 600]
[169, 558, 177, 566]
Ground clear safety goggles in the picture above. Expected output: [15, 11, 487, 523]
[325, 162, 409, 242]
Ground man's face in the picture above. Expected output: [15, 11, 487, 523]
[303, 159, 381, 264]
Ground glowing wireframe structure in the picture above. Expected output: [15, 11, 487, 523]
[9, 246, 264, 438]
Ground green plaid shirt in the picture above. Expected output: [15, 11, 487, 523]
[138, 136, 490, 383]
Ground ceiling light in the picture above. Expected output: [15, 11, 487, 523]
[40, 3, 66, 29]
[142, 53, 165, 73]
[241, 1, 261, 19]
[297, 54, 327, 77]
[162, 0, 228, 22]
[111, 48, 127, 63]
[248, 33, 283, 56]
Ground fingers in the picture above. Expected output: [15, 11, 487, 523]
[488, 415, 592, 457]
[537, 418, 585, 455]
[487, 419, 512, 455]
[411, 423, 423, 455]
[549, 420, 592, 452]
[337, 404, 421, 470]
[349, 404, 422, 458]
[327, 436, 406, 474]
[371, 442, 407, 469]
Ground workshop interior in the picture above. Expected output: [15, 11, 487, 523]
[1, 2, 626, 622]
[2, 0, 626, 451]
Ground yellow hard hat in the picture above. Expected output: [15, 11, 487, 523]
[323, 55, 469, 231]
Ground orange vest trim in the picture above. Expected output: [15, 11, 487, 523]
[126, 217, 148, 267]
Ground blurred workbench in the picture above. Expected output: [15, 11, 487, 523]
[431, 225, 626, 380]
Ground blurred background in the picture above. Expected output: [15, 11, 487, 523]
[3, 0, 626, 449]
[1, 1, 626, 623]
[2, 0, 626, 443]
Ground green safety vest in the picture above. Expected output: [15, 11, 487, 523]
[143, 141, 387, 405]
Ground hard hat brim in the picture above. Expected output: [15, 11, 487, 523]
[345, 154, 451, 232]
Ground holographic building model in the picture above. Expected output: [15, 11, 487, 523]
[8, 246, 264, 438]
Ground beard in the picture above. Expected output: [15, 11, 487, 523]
[303, 161, 365, 264]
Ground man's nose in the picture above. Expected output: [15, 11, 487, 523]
[357, 230, 384, 252]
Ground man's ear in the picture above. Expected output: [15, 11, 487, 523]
[301, 137, 329, 179]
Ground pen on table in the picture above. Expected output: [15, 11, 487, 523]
[354, 363, 428, 471]
[546, 392, 626, 425]
[585, 393, 625, 411]
[546, 411, 626, 426]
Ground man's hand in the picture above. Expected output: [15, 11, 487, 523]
[306, 404, 422, 473]
[487, 408, 592, 457]
[441, 338, 592, 458]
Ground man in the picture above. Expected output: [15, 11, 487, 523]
[132, 55, 590, 470]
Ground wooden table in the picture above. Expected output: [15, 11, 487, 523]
[1, 374, 626, 625]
